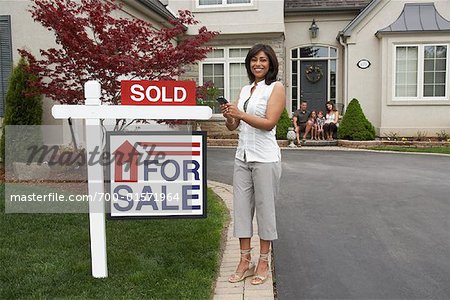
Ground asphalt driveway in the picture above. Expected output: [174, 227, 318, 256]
[207, 148, 450, 300]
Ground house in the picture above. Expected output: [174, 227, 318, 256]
[169, 0, 450, 137]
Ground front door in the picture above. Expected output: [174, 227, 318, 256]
[300, 60, 327, 113]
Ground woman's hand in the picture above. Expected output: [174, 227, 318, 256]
[220, 103, 228, 116]
[224, 103, 244, 120]
[220, 104, 233, 121]
[221, 103, 240, 130]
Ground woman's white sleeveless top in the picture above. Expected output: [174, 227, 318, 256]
[326, 112, 336, 122]
[235, 80, 281, 163]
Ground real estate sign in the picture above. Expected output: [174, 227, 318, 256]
[107, 131, 207, 219]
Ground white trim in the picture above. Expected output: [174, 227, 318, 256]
[327, 60, 330, 102]
[194, 0, 255, 11]
[199, 47, 250, 115]
[392, 43, 449, 102]
[297, 62, 300, 111]
[52, 105, 213, 120]
[289, 45, 339, 112]
[196, 0, 253, 7]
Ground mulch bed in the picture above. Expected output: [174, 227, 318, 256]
[1, 165, 88, 195]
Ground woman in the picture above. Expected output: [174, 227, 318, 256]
[323, 101, 339, 141]
[220, 44, 285, 285]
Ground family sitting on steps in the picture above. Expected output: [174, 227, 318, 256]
[293, 100, 340, 145]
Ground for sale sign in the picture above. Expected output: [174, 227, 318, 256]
[121, 80, 196, 106]
[106, 131, 206, 219]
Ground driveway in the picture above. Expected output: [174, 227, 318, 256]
[207, 148, 450, 299]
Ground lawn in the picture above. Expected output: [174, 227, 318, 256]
[368, 146, 450, 155]
[0, 185, 228, 299]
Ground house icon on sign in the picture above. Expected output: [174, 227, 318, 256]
[113, 141, 139, 182]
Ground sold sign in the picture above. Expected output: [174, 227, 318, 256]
[121, 80, 196, 106]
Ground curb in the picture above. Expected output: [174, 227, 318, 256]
[207, 145, 450, 156]
[208, 180, 275, 300]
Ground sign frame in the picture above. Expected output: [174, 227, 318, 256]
[105, 130, 207, 221]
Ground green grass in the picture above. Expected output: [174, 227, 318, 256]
[368, 146, 450, 154]
[0, 185, 229, 299]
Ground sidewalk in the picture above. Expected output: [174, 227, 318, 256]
[208, 180, 275, 300]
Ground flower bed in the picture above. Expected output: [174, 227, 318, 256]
[338, 140, 450, 149]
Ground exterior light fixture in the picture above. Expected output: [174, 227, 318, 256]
[309, 19, 319, 38]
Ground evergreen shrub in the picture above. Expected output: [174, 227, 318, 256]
[1, 57, 43, 163]
[338, 98, 375, 140]
[276, 109, 291, 140]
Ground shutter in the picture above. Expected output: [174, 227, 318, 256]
[0, 15, 13, 118]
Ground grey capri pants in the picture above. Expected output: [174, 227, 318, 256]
[233, 158, 282, 241]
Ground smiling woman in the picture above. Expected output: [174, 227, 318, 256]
[219, 44, 285, 286]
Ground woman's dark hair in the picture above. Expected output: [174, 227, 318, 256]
[326, 101, 336, 112]
[245, 44, 278, 85]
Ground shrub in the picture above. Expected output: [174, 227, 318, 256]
[436, 130, 448, 141]
[196, 81, 220, 112]
[415, 130, 427, 141]
[276, 109, 291, 140]
[0, 57, 43, 163]
[338, 98, 375, 140]
[383, 131, 399, 141]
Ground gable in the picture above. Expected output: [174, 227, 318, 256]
[376, 3, 450, 37]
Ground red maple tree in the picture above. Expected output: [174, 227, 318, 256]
[20, 0, 218, 105]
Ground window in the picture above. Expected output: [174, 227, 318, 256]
[424, 46, 447, 97]
[0, 15, 12, 117]
[202, 63, 224, 96]
[299, 46, 329, 58]
[200, 47, 250, 113]
[395, 46, 418, 97]
[198, 0, 251, 6]
[394, 44, 448, 100]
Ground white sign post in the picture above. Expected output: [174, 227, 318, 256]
[51, 80, 212, 278]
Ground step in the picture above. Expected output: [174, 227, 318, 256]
[300, 139, 338, 146]
[207, 139, 290, 147]
[207, 139, 238, 147]
[207, 139, 337, 147]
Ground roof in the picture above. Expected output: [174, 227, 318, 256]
[340, 0, 381, 38]
[136, 0, 177, 21]
[285, 0, 371, 13]
[376, 3, 450, 36]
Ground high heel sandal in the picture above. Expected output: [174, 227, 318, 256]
[250, 252, 270, 285]
[228, 248, 255, 283]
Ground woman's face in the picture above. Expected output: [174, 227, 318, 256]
[250, 51, 270, 81]
[311, 111, 316, 118]
[326, 103, 332, 111]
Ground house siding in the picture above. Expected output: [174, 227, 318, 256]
[0, 15, 12, 118]
[168, 0, 285, 35]
[344, 0, 450, 136]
